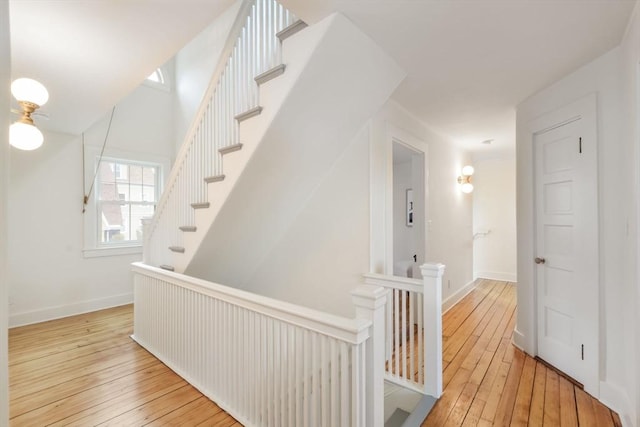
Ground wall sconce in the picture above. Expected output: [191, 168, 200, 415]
[458, 165, 474, 193]
[10, 78, 49, 151]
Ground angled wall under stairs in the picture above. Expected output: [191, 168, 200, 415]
[182, 14, 404, 296]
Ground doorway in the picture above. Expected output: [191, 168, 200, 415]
[392, 141, 425, 278]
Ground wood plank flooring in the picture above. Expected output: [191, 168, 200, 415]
[9, 305, 240, 426]
[422, 279, 622, 427]
[9, 279, 621, 426]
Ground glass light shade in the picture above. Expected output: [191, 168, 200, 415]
[10, 122, 44, 150]
[461, 165, 475, 176]
[461, 182, 474, 194]
[11, 78, 49, 106]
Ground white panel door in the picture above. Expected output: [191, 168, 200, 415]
[534, 117, 598, 392]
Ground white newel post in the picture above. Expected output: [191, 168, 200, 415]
[421, 262, 445, 398]
[351, 285, 388, 427]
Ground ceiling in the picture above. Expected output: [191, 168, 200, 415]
[280, 0, 636, 156]
[9, 0, 637, 155]
[9, 0, 236, 135]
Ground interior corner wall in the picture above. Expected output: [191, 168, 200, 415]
[1, 0, 10, 421]
[173, 0, 243, 154]
[515, 45, 637, 425]
[472, 156, 517, 282]
[372, 100, 474, 305]
[7, 83, 174, 327]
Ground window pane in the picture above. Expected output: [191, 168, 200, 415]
[131, 204, 155, 241]
[129, 165, 143, 202]
[98, 162, 118, 201]
[99, 202, 124, 243]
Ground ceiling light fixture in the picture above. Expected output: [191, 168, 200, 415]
[458, 165, 474, 193]
[10, 78, 49, 151]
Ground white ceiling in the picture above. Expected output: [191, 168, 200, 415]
[9, 0, 236, 135]
[9, 0, 637, 154]
[280, 0, 636, 156]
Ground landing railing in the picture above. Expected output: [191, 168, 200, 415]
[132, 263, 387, 426]
[364, 263, 445, 398]
[145, 0, 299, 267]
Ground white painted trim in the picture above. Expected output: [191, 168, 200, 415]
[474, 271, 517, 282]
[442, 279, 479, 314]
[83, 245, 142, 258]
[384, 123, 429, 275]
[9, 293, 133, 328]
[512, 327, 527, 352]
[599, 381, 635, 427]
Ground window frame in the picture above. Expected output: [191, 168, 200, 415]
[83, 146, 169, 258]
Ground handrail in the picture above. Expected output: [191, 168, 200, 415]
[132, 262, 370, 344]
[363, 272, 423, 293]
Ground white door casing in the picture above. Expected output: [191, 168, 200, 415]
[531, 94, 599, 396]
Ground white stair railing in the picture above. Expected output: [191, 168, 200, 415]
[145, 0, 299, 267]
[132, 262, 387, 426]
[364, 262, 445, 398]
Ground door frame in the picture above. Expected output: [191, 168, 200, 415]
[516, 92, 600, 396]
[370, 122, 429, 276]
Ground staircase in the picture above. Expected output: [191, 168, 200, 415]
[144, 0, 404, 282]
[135, 1, 446, 425]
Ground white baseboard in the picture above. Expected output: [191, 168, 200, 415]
[474, 271, 517, 282]
[442, 280, 479, 314]
[512, 327, 527, 352]
[9, 293, 133, 328]
[600, 380, 636, 427]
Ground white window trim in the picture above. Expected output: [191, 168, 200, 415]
[83, 146, 170, 259]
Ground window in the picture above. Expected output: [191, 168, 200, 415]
[144, 67, 170, 92]
[146, 68, 165, 84]
[96, 159, 160, 246]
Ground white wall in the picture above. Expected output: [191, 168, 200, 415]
[372, 101, 474, 307]
[243, 126, 371, 317]
[472, 156, 517, 282]
[173, 0, 242, 151]
[515, 46, 637, 424]
[1, 0, 10, 420]
[8, 84, 174, 327]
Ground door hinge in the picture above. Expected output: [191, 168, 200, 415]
[581, 344, 584, 360]
[579, 137, 582, 154]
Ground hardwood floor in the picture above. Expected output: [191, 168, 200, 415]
[422, 279, 622, 427]
[9, 305, 240, 426]
[9, 280, 621, 426]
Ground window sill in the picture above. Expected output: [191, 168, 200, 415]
[83, 245, 143, 259]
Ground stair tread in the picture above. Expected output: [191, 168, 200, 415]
[204, 174, 225, 183]
[179, 226, 197, 232]
[276, 20, 307, 42]
[159, 264, 175, 272]
[234, 106, 263, 122]
[191, 202, 210, 209]
[219, 143, 243, 155]
[255, 64, 286, 86]
[169, 246, 185, 253]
